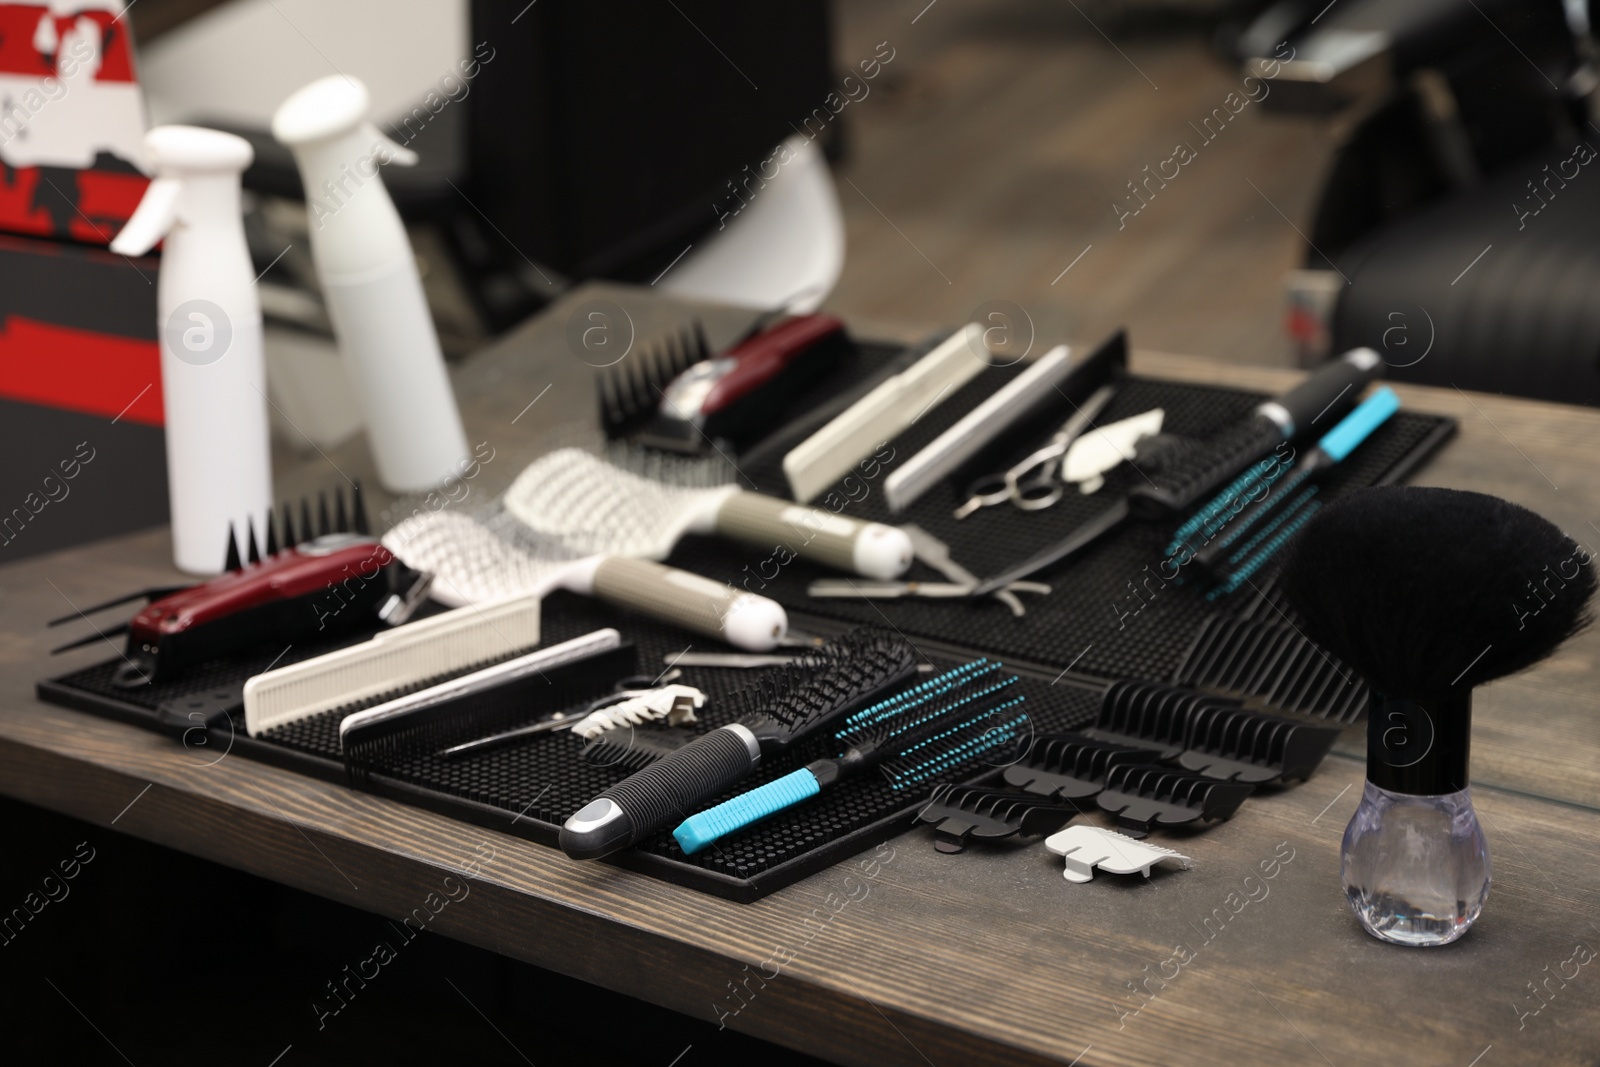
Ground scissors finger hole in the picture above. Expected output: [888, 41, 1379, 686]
[965, 475, 1011, 505]
[1013, 480, 1063, 510]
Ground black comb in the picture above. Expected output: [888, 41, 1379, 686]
[1084, 679, 1339, 784]
[559, 627, 918, 860]
[1175, 613, 1368, 723]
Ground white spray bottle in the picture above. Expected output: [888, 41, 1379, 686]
[271, 75, 469, 493]
[111, 126, 272, 575]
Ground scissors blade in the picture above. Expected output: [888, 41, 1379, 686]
[970, 497, 1131, 595]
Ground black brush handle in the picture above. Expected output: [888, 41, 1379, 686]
[560, 726, 758, 859]
[1261, 348, 1381, 441]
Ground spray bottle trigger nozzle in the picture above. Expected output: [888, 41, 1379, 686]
[110, 177, 183, 256]
[362, 123, 419, 167]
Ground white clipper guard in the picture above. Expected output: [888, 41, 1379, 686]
[1062, 408, 1165, 495]
[1044, 825, 1191, 883]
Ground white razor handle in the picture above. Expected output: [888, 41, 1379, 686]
[574, 557, 788, 651]
[712, 494, 912, 580]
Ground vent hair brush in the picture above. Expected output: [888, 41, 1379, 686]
[502, 447, 913, 580]
[672, 660, 1028, 854]
[381, 509, 788, 650]
[559, 628, 919, 860]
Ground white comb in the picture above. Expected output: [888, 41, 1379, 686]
[502, 448, 912, 581]
[380, 509, 788, 651]
[782, 322, 988, 503]
[1044, 825, 1192, 883]
[244, 593, 545, 736]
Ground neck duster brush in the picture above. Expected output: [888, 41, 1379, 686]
[1279, 485, 1595, 947]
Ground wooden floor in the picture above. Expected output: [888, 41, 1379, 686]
[825, 0, 1340, 367]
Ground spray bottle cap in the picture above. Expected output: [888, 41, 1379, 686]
[110, 126, 254, 257]
[270, 75, 417, 164]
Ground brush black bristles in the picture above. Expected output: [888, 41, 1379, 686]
[1279, 486, 1596, 701]
[722, 627, 918, 744]
[668, 659, 1025, 855]
[561, 628, 919, 859]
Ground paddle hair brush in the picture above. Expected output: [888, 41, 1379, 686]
[559, 627, 918, 860]
[1279, 485, 1596, 946]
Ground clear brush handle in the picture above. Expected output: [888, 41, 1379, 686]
[590, 557, 787, 650]
[673, 768, 822, 854]
[714, 494, 912, 580]
[1342, 781, 1490, 946]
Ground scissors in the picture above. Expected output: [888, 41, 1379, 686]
[954, 385, 1118, 519]
[437, 669, 685, 756]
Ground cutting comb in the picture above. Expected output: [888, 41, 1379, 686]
[559, 627, 918, 860]
[672, 660, 1028, 854]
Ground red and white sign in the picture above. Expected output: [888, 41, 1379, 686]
[0, 0, 149, 242]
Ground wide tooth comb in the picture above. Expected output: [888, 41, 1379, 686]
[1174, 614, 1367, 723]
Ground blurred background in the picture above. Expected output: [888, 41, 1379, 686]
[110, 0, 1600, 393]
[123, 0, 1345, 366]
[9, 0, 1598, 565]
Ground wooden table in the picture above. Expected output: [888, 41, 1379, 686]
[5, 286, 1599, 1067]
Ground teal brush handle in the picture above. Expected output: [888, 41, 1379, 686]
[673, 768, 822, 854]
[1318, 385, 1398, 462]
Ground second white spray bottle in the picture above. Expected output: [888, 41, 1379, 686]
[272, 75, 470, 493]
